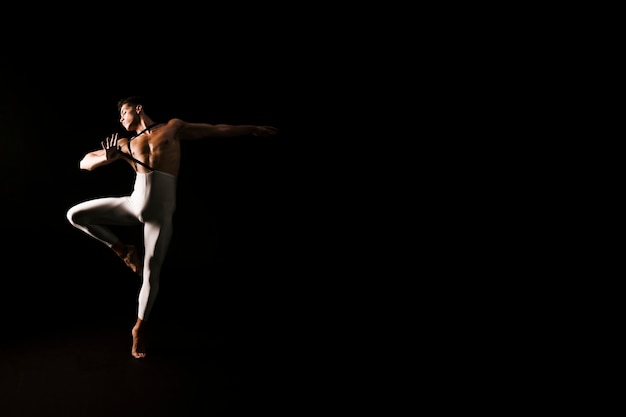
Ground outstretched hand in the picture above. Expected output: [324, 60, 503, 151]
[252, 126, 280, 137]
[101, 133, 121, 160]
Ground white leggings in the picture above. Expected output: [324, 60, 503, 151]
[66, 170, 177, 320]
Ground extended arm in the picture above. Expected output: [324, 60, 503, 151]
[175, 119, 279, 141]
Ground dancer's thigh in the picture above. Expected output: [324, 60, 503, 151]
[71, 197, 141, 226]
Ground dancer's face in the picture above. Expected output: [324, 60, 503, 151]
[119, 103, 141, 131]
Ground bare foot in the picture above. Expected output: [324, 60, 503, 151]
[132, 324, 146, 358]
[123, 245, 142, 277]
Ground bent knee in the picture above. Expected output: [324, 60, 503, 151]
[66, 206, 83, 226]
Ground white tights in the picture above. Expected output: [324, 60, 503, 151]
[67, 170, 177, 320]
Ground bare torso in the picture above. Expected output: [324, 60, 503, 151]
[120, 120, 182, 176]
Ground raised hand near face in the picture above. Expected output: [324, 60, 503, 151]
[101, 133, 122, 161]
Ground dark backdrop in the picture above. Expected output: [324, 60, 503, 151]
[0, 42, 306, 342]
[0, 12, 355, 416]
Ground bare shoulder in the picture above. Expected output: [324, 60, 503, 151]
[164, 118, 186, 129]
[171, 119, 219, 141]
[160, 118, 187, 140]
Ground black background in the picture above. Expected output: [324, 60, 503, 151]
[0, 17, 329, 414]
[1, 50, 301, 333]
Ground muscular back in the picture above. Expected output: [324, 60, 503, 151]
[120, 119, 183, 176]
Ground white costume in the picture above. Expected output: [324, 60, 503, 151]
[67, 170, 177, 320]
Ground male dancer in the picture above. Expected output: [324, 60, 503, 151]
[66, 96, 279, 358]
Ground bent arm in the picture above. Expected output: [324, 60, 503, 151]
[79, 149, 117, 171]
[79, 133, 126, 171]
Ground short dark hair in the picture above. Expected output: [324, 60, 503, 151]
[117, 96, 145, 113]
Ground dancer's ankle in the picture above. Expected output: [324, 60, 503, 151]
[111, 240, 129, 257]
[111, 241, 142, 275]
